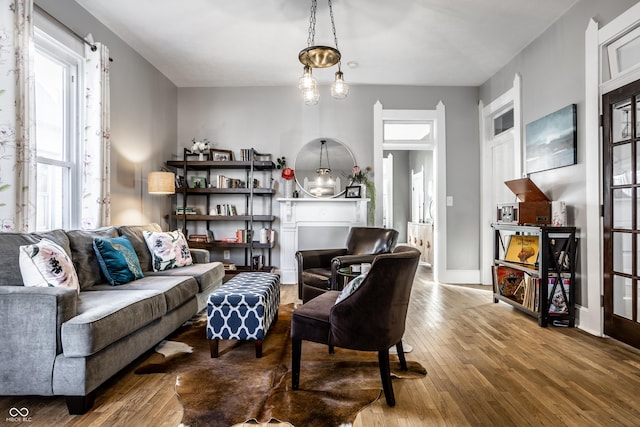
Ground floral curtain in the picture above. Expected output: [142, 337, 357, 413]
[0, 0, 36, 232]
[81, 40, 111, 229]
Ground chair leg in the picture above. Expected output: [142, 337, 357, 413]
[292, 338, 302, 390]
[378, 349, 396, 407]
[328, 344, 335, 354]
[396, 341, 408, 371]
[255, 339, 263, 358]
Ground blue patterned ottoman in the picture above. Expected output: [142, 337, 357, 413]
[206, 272, 280, 358]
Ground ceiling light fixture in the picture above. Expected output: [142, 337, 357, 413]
[298, 0, 349, 105]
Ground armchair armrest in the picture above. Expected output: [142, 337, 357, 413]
[330, 253, 378, 290]
[296, 248, 348, 299]
[189, 248, 210, 264]
[0, 286, 78, 395]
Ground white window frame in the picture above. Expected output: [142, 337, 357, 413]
[34, 26, 84, 231]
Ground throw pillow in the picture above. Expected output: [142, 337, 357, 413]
[334, 273, 368, 305]
[19, 238, 80, 294]
[93, 236, 144, 286]
[143, 230, 193, 272]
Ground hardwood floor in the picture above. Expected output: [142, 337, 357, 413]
[2, 265, 640, 426]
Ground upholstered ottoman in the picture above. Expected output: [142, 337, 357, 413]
[206, 272, 280, 358]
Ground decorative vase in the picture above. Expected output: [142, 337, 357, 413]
[284, 179, 293, 198]
[198, 152, 204, 161]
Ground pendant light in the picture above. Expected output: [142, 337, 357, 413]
[298, 0, 349, 104]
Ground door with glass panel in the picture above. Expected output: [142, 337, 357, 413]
[603, 79, 640, 348]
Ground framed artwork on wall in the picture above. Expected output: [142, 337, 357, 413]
[525, 104, 577, 174]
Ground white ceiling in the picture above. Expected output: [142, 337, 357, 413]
[73, 0, 578, 88]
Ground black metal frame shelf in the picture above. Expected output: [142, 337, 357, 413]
[492, 223, 577, 327]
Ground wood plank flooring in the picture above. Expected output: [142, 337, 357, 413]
[2, 265, 640, 426]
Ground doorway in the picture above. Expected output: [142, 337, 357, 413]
[602, 78, 640, 348]
[479, 75, 522, 285]
[373, 101, 446, 282]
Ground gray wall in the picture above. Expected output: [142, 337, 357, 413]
[35, 0, 178, 228]
[479, 0, 638, 304]
[178, 85, 480, 271]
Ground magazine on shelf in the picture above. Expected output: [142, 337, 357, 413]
[493, 265, 525, 300]
[548, 278, 570, 314]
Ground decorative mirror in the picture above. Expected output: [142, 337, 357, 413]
[294, 138, 356, 198]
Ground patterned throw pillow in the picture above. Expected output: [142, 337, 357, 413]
[19, 238, 80, 294]
[143, 230, 193, 272]
[93, 236, 144, 285]
[334, 273, 368, 305]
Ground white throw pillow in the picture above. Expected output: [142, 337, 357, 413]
[19, 238, 80, 294]
[334, 273, 368, 305]
[143, 230, 193, 272]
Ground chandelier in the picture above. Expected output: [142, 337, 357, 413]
[298, 0, 349, 105]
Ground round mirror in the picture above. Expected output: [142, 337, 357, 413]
[294, 138, 356, 198]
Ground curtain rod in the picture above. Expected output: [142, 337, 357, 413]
[34, 4, 114, 62]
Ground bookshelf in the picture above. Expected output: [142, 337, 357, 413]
[167, 148, 275, 272]
[492, 223, 577, 327]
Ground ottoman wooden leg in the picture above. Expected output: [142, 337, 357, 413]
[255, 339, 263, 358]
[210, 339, 219, 358]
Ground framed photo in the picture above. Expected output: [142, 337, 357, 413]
[345, 185, 362, 198]
[210, 149, 234, 162]
[525, 104, 577, 174]
[189, 175, 207, 189]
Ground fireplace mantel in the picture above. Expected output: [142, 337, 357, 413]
[278, 198, 369, 284]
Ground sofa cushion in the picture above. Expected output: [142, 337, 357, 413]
[19, 238, 80, 294]
[145, 261, 225, 293]
[93, 236, 144, 286]
[91, 275, 198, 312]
[0, 230, 70, 287]
[67, 227, 119, 289]
[143, 230, 193, 271]
[117, 223, 163, 273]
[61, 289, 167, 357]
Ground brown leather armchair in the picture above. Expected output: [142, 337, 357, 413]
[291, 246, 421, 406]
[295, 227, 399, 303]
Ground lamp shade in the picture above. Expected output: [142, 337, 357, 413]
[148, 171, 175, 194]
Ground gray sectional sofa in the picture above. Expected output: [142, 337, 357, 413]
[0, 223, 224, 414]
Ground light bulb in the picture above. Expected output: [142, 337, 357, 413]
[331, 70, 349, 99]
[298, 66, 316, 90]
[303, 87, 319, 105]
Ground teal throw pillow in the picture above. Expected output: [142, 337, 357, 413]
[93, 236, 144, 286]
[334, 273, 368, 305]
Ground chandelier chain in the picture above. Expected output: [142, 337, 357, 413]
[307, 0, 317, 47]
[328, 0, 339, 52]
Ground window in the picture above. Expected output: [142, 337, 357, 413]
[493, 108, 514, 137]
[34, 28, 83, 231]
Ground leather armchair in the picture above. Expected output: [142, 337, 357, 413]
[291, 246, 421, 406]
[295, 227, 399, 303]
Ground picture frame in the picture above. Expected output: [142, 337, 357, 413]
[210, 149, 234, 162]
[189, 175, 207, 189]
[525, 104, 577, 174]
[345, 185, 362, 198]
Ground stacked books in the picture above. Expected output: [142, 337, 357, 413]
[176, 207, 197, 215]
[216, 175, 245, 189]
[188, 230, 214, 243]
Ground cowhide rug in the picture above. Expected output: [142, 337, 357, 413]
[135, 303, 426, 427]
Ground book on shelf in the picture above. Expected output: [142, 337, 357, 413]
[240, 148, 271, 162]
[216, 175, 246, 189]
[214, 204, 237, 216]
[235, 229, 253, 243]
[176, 207, 197, 215]
[505, 235, 539, 265]
[188, 234, 207, 242]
